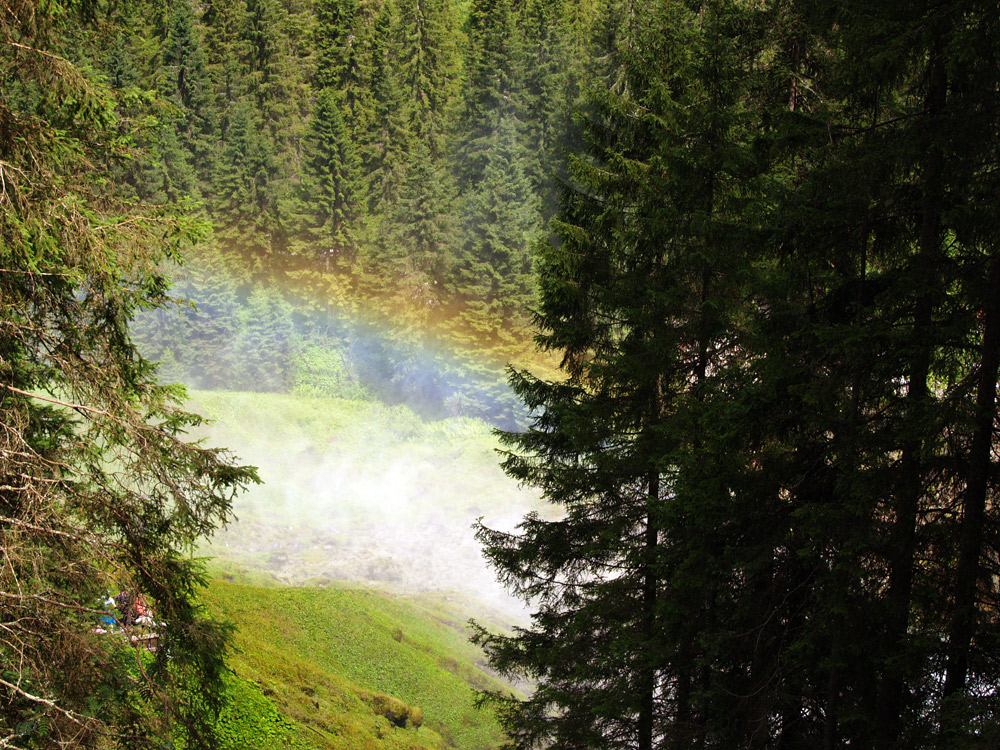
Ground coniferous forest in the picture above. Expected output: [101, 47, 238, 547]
[4, 0, 1000, 748]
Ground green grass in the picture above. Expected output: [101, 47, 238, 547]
[203, 577, 516, 750]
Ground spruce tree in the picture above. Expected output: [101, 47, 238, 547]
[313, 0, 379, 176]
[396, 0, 459, 158]
[476, 0, 1000, 746]
[160, 0, 218, 191]
[456, 0, 519, 187]
[234, 287, 297, 391]
[723, 2, 1000, 745]
[0, 1, 257, 746]
[292, 87, 362, 261]
[452, 115, 537, 341]
[213, 98, 276, 254]
[367, 0, 410, 210]
[384, 135, 458, 304]
[474, 2, 767, 746]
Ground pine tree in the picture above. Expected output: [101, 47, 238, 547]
[0, 1, 256, 746]
[383, 135, 457, 304]
[233, 287, 297, 391]
[213, 98, 276, 254]
[451, 115, 537, 340]
[474, 2, 768, 746]
[396, 0, 460, 158]
[292, 87, 363, 261]
[160, 0, 218, 191]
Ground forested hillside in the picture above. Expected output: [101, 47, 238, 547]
[109, 0, 597, 423]
[6, 0, 1000, 748]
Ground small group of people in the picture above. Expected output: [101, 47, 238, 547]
[93, 590, 156, 632]
[113, 590, 155, 627]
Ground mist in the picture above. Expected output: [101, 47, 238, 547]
[191, 391, 543, 624]
[132, 252, 548, 623]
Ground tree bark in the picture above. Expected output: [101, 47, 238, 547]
[639, 370, 662, 750]
[940, 259, 1000, 711]
[875, 29, 947, 749]
[638, 465, 660, 750]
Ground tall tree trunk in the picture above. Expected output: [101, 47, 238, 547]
[639, 465, 660, 750]
[823, 630, 840, 750]
[940, 258, 1000, 717]
[639, 376, 662, 750]
[875, 30, 947, 749]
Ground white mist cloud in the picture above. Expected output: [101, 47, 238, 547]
[194, 392, 545, 623]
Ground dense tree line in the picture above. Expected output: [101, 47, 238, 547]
[131, 244, 527, 428]
[476, 0, 1000, 748]
[98, 0, 597, 355]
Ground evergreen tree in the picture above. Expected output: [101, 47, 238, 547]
[478, 0, 1000, 746]
[213, 98, 276, 254]
[0, 1, 256, 746]
[474, 2, 767, 746]
[397, 0, 460, 157]
[456, 0, 520, 187]
[366, 0, 410, 210]
[762, 2, 1000, 745]
[292, 87, 363, 261]
[313, 0, 379, 165]
[245, 0, 280, 107]
[384, 135, 458, 304]
[515, 0, 571, 217]
[233, 287, 297, 391]
[313, 0, 360, 91]
[132, 247, 242, 390]
[201, 0, 246, 112]
[452, 115, 537, 340]
[160, 0, 218, 191]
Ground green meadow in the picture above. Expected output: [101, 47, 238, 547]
[204, 577, 516, 749]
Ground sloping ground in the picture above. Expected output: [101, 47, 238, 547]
[203, 577, 513, 750]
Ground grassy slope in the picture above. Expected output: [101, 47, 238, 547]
[180, 391, 543, 748]
[203, 577, 514, 750]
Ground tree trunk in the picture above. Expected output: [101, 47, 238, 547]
[875, 30, 947, 749]
[639, 369, 663, 750]
[940, 259, 1000, 716]
[639, 466, 659, 750]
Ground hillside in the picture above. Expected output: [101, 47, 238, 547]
[191, 390, 546, 621]
[202, 577, 516, 749]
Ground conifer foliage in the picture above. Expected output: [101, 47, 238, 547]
[0, 1, 257, 747]
[476, 0, 1000, 747]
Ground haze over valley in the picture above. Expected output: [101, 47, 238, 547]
[192, 390, 544, 622]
